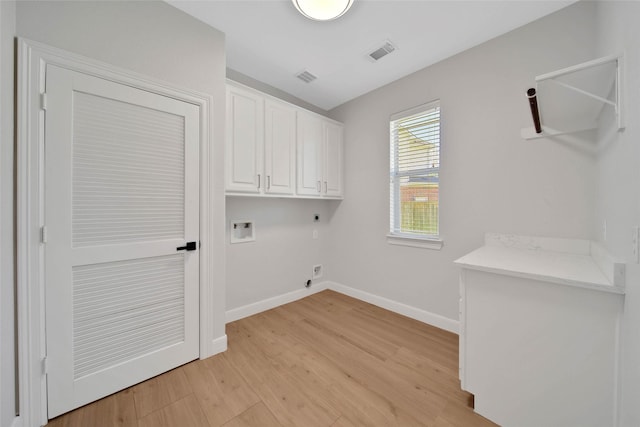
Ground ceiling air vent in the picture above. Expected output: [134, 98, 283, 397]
[369, 41, 396, 61]
[296, 70, 317, 83]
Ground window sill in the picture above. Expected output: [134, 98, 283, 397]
[386, 234, 444, 250]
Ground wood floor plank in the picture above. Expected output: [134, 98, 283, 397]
[242, 308, 427, 426]
[132, 366, 192, 419]
[137, 395, 209, 427]
[300, 289, 369, 313]
[240, 315, 397, 426]
[355, 300, 459, 346]
[47, 387, 137, 427]
[348, 305, 459, 374]
[82, 388, 138, 427]
[385, 346, 472, 406]
[431, 401, 498, 427]
[238, 298, 457, 425]
[284, 298, 400, 361]
[221, 402, 282, 427]
[46, 408, 85, 427]
[183, 353, 261, 427]
[330, 416, 358, 427]
[226, 319, 341, 427]
[286, 316, 450, 424]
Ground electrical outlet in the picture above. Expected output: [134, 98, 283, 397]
[632, 226, 640, 264]
[312, 229, 318, 239]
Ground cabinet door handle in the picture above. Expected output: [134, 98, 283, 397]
[267, 175, 271, 190]
[324, 181, 328, 193]
[257, 174, 261, 189]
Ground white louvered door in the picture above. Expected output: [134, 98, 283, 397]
[44, 64, 200, 418]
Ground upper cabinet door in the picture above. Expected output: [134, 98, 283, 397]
[297, 111, 323, 196]
[265, 99, 296, 195]
[226, 85, 264, 193]
[324, 121, 344, 198]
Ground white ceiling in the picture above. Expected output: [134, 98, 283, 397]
[169, 0, 575, 111]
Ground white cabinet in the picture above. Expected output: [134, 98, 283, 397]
[455, 234, 625, 427]
[226, 85, 263, 193]
[324, 121, 343, 197]
[264, 99, 296, 195]
[226, 81, 344, 199]
[297, 111, 343, 198]
[226, 85, 296, 195]
[296, 111, 323, 196]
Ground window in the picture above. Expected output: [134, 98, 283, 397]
[389, 101, 441, 248]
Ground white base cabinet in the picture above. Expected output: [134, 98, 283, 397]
[456, 234, 624, 427]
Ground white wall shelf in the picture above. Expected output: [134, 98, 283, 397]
[521, 54, 624, 140]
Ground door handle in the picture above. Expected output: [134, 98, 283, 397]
[176, 241, 197, 251]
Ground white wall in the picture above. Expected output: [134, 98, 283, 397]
[327, 2, 598, 322]
[226, 197, 338, 312]
[593, 2, 640, 426]
[1, 1, 17, 425]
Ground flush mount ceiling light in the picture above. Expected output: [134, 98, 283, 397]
[292, 0, 354, 21]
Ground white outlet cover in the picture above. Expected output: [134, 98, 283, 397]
[312, 264, 323, 279]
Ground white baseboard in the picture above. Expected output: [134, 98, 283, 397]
[210, 334, 227, 356]
[225, 282, 329, 323]
[225, 280, 459, 335]
[327, 281, 459, 334]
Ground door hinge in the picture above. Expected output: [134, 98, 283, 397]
[41, 93, 48, 111]
[41, 226, 48, 244]
[41, 357, 49, 375]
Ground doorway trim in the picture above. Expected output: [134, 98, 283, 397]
[17, 38, 225, 427]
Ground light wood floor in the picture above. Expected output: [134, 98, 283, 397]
[48, 290, 497, 427]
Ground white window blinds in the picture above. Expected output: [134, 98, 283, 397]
[390, 101, 440, 237]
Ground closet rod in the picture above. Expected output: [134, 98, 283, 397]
[527, 88, 542, 134]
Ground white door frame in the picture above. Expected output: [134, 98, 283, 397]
[16, 38, 225, 427]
